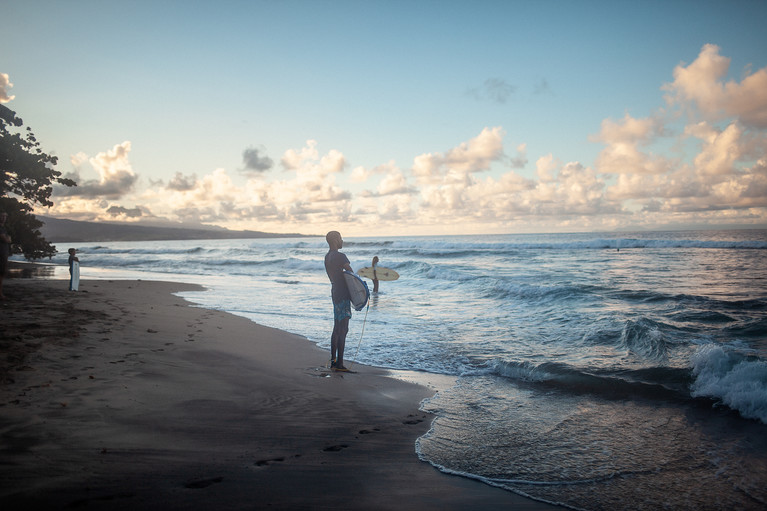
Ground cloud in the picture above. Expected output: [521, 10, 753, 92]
[688, 121, 743, 177]
[280, 139, 347, 176]
[57, 141, 138, 198]
[351, 161, 398, 183]
[0, 73, 14, 103]
[166, 172, 198, 191]
[592, 113, 674, 175]
[354, 161, 417, 198]
[413, 128, 613, 224]
[467, 78, 516, 104]
[242, 146, 274, 174]
[106, 205, 144, 218]
[412, 126, 506, 183]
[42, 45, 767, 234]
[359, 169, 417, 198]
[119, 141, 355, 229]
[533, 78, 552, 95]
[663, 44, 767, 128]
[509, 143, 528, 169]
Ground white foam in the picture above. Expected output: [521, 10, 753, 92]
[690, 344, 767, 424]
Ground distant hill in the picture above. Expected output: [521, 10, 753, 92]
[38, 216, 313, 242]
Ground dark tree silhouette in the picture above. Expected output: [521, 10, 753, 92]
[0, 104, 76, 259]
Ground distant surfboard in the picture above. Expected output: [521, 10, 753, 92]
[358, 266, 399, 281]
[70, 261, 80, 291]
[343, 270, 369, 311]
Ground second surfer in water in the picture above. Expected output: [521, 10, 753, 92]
[324, 231, 353, 371]
[371, 256, 380, 293]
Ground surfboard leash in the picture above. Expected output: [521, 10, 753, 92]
[348, 301, 370, 371]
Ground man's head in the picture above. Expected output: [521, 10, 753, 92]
[0, 212, 6, 224]
[326, 231, 342, 250]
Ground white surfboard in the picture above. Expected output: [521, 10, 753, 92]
[70, 261, 80, 291]
[343, 270, 369, 311]
[358, 266, 399, 281]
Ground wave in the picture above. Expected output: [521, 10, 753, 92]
[503, 341, 767, 423]
[490, 360, 692, 402]
[690, 344, 767, 424]
[383, 237, 767, 254]
[489, 279, 592, 303]
[610, 288, 767, 311]
[73, 245, 211, 255]
[619, 318, 672, 363]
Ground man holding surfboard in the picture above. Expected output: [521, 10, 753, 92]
[324, 231, 353, 372]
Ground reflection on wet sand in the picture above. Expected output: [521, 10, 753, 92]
[7, 261, 57, 279]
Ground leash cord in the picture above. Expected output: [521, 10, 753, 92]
[348, 301, 370, 370]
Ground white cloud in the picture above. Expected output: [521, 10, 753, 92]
[280, 140, 319, 170]
[0, 73, 14, 103]
[56, 141, 138, 199]
[412, 126, 506, 183]
[663, 43, 767, 128]
[43, 45, 767, 234]
[689, 122, 743, 177]
[377, 170, 413, 196]
[536, 154, 559, 182]
[592, 113, 673, 175]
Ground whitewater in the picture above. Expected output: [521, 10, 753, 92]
[34, 229, 767, 510]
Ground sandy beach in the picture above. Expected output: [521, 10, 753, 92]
[1, 273, 558, 510]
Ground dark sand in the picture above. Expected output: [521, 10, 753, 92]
[1, 275, 559, 510]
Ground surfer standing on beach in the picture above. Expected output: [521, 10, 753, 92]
[68, 248, 79, 291]
[324, 231, 353, 372]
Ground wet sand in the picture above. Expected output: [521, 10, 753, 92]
[0, 275, 559, 510]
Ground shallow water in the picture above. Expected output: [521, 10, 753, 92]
[38, 229, 767, 510]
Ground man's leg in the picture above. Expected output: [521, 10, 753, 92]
[335, 317, 349, 368]
[331, 320, 340, 364]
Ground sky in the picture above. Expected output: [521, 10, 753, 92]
[2, 0, 767, 236]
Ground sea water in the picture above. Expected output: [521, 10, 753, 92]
[36, 230, 767, 510]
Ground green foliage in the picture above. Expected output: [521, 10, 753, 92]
[0, 104, 76, 259]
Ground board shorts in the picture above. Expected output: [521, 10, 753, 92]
[333, 300, 351, 321]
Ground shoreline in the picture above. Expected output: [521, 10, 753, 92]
[1, 274, 558, 510]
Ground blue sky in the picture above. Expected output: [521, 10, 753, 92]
[2, 0, 767, 235]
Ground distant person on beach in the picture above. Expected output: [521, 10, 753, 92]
[0, 212, 10, 300]
[68, 248, 79, 291]
[371, 256, 380, 293]
[324, 230, 353, 372]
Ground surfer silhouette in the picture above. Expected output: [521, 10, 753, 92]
[371, 256, 380, 293]
[324, 231, 353, 371]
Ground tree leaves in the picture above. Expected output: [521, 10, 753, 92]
[1, 104, 76, 259]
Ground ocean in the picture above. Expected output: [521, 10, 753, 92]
[31, 230, 767, 510]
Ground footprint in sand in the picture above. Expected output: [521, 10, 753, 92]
[255, 457, 285, 466]
[184, 476, 223, 489]
[403, 415, 424, 425]
[322, 444, 349, 452]
[254, 454, 301, 467]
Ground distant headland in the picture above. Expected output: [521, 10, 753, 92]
[38, 216, 315, 243]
